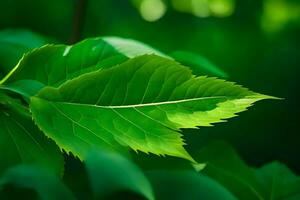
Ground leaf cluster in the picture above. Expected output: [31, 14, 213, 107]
[0, 30, 295, 200]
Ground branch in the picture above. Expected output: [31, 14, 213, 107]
[69, 0, 88, 44]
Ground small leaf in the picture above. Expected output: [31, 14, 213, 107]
[0, 37, 168, 89]
[0, 38, 125, 87]
[146, 170, 237, 200]
[0, 165, 75, 200]
[85, 150, 154, 200]
[30, 55, 274, 162]
[0, 92, 63, 175]
[196, 142, 300, 200]
[195, 142, 265, 200]
[170, 50, 228, 78]
[1, 80, 45, 102]
[0, 29, 48, 77]
[255, 162, 300, 200]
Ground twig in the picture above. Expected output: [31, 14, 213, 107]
[69, 0, 88, 44]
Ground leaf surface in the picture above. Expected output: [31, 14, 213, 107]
[1, 37, 168, 87]
[146, 170, 237, 200]
[0, 29, 48, 77]
[85, 151, 154, 200]
[0, 38, 126, 87]
[30, 55, 274, 162]
[255, 162, 300, 200]
[196, 142, 300, 200]
[0, 37, 172, 99]
[1, 36, 228, 100]
[0, 165, 75, 200]
[0, 92, 63, 175]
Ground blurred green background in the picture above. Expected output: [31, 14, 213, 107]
[0, 0, 299, 174]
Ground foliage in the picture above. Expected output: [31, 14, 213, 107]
[0, 0, 297, 199]
[0, 32, 285, 199]
[0, 29, 48, 78]
[196, 142, 300, 200]
[0, 92, 63, 175]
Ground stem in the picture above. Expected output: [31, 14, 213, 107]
[69, 0, 88, 44]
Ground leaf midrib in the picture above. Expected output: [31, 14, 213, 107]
[37, 96, 227, 109]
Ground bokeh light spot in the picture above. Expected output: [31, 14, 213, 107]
[209, 0, 234, 17]
[140, 0, 167, 22]
[261, 0, 300, 33]
[171, 0, 235, 18]
[192, 0, 211, 18]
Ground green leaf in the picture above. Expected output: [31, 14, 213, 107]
[30, 55, 274, 162]
[0, 36, 168, 87]
[0, 29, 48, 77]
[146, 170, 237, 200]
[0, 92, 63, 175]
[196, 142, 300, 200]
[195, 142, 265, 200]
[255, 162, 300, 200]
[0, 80, 45, 102]
[0, 165, 75, 200]
[85, 151, 154, 200]
[0, 38, 124, 87]
[0, 37, 171, 98]
[170, 51, 228, 78]
[0, 36, 225, 99]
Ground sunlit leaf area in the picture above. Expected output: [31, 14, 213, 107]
[0, 0, 299, 199]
